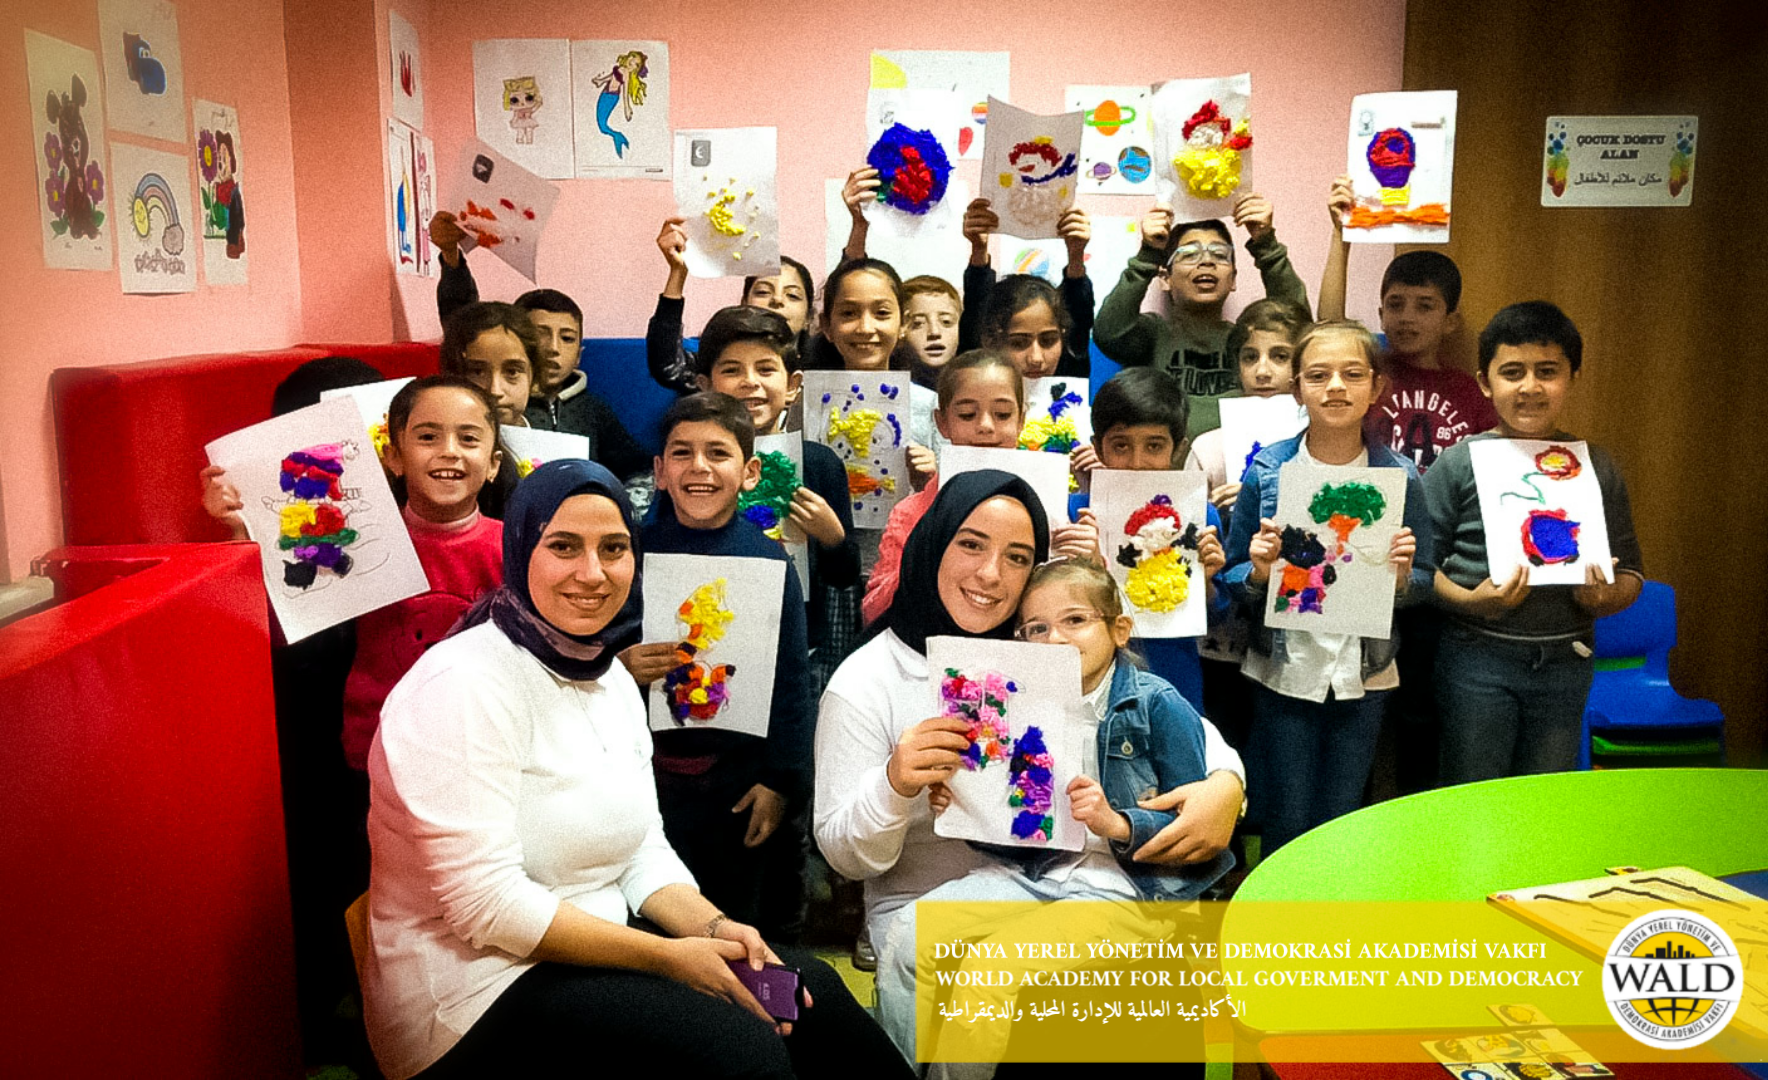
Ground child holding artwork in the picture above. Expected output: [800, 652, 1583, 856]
[1094, 194, 1309, 439]
[861, 349, 1099, 626]
[958, 198, 1095, 379]
[621, 392, 814, 936]
[1185, 299, 1308, 519]
[1221, 321, 1433, 853]
[1426, 301, 1642, 783]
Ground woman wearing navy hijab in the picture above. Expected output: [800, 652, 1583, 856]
[363, 461, 908, 1080]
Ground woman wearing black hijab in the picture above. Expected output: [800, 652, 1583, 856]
[364, 460, 908, 1080]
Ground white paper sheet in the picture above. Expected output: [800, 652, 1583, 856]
[500, 425, 591, 480]
[1263, 463, 1407, 639]
[27, 31, 113, 271]
[673, 127, 779, 278]
[320, 377, 414, 453]
[1344, 91, 1457, 244]
[389, 9, 424, 130]
[1022, 377, 1092, 451]
[992, 216, 1139, 293]
[473, 38, 574, 179]
[1469, 438, 1613, 586]
[389, 119, 421, 276]
[1218, 395, 1308, 485]
[745, 432, 812, 600]
[927, 636, 1085, 852]
[1093, 469, 1211, 639]
[98, 0, 186, 140]
[978, 98, 1084, 241]
[1066, 85, 1156, 195]
[802, 371, 912, 529]
[111, 141, 197, 294]
[642, 553, 786, 738]
[1151, 74, 1254, 220]
[193, 99, 247, 286]
[205, 397, 429, 643]
[824, 175, 972, 287]
[938, 445, 1071, 529]
[863, 88, 962, 230]
[447, 139, 561, 282]
[572, 40, 670, 179]
[870, 50, 1009, 159]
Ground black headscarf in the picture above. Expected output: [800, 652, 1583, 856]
[452, 459, 643, 681]
[883, 469, 1050, 655]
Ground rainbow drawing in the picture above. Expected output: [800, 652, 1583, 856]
[130, 172, 185, 255]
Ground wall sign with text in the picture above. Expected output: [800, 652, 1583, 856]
[1542, 115, 1697, 207]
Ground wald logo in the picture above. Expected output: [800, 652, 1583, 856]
[1602, 909, 1743, 1049]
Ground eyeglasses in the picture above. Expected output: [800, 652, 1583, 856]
[1168, 242, 1234, 268]
[1299, 367, 1375, 387]
[1015, 611, 1106, 642]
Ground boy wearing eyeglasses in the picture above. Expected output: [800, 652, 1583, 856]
[1094, 193, 1310, 440]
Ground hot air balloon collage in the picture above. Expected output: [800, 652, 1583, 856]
[1343, 90, 1458, 244]
[1469, 438, 1615, 587]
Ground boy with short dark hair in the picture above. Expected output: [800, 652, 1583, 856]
[1094, 194, 1310, 439]
[623, 391, 815, 939]
[1426, 301, 1643, 784]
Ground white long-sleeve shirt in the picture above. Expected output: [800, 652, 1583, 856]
[813, 630, 1245, 928]
[364, 621, 696, 1080]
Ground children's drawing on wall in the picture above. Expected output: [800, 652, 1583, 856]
[194, 100, 246, 285]
[571, 41, 670, 179]
[28, 32, 113, 271]
[205, 397, 429, 643]
[1342, 91, 1457, 243]
[499, 425, 589, 479]
[1094, 469, 1209, 638]
[412, 130, 437, 277]
[111, 141, 195, 294]
[1218, 395, 1308, 484]
[741, 432, 812, 598]
[388, 9, 424, 130]
[977, 98, 1083, 241]
[1469, 439, 1613, 587]
[473, 38, 574, 179]
[642, 553, 785, 738]
[928, 636, 1084, 852]
[446, 139, 562, 282]
[1264, 466, 1407, 639]
[938, 446, 1072, 532]
[803, 372, 909, 529]
[98, 0, 186, 140]
[1065, 85, 1154, 195]
[1151, 74, 1253, 220]
[389, 119, 420, 275]
[671, 127, 779, 277]
[870, 50, 1009, 159]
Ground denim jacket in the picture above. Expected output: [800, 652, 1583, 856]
[1220, 431, 1435, 678]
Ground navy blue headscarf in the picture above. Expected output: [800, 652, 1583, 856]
[453, 459, 643, 681]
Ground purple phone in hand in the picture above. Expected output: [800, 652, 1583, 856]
[728, 960, 802, 1021]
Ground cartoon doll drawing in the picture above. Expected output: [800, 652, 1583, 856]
[503, 76, 542, 145]
[593, 50, 648, 158]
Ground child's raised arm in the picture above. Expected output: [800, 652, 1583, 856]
[430, 211, 480, 324]
[841, 167, 881, 263]
[645, 216, 698, 396]
[1317, 175, 1354, 321]
[199, 464, 247, 541]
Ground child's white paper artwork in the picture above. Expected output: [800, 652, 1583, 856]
[1343, 91, 1457, 244]
[1264, 464, 1407, 639]
[472, 38, 574, 180]
[1021, 377, 1092, 453]
[1094, 469, 1211, 638]
[1469, 439, 1613, 587]
[447, 139, 561, 282]
[642, 553, 786, 738]
[110, 141, 197, 294]
[995, 216, 1139, 290]
[823, 175, 971, 287]
[500, 425, 590, 480]
[870, 50, 1009, 160]
[927, 636, 1084, 852]
[388, 119, 420, 276]
[1218, 395, 1308, 484]
[978, 98, 1084, 242]
[1151, 74, 1254, 220]
[672, 127, 779, 278]
[389, 9, 424, 130]
[412, 130, 438, 278]
[320, 377, 414, 456]
[939, 445, 1071, 529]
[742, 432, 811, 600]
[571, 40, 669, 179]
[28, 31, 113, 272]
[98, 0, 186, 141]
[193, 99, 247, 286]
[803, 371, 910, 529]
[864, 88, 961, 234]
[205, 397, 430, 644]
[1065, 85, 1155, 195]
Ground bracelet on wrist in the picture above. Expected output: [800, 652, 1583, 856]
[705, 913, 727, 940]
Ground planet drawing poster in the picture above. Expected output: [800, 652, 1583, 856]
[193, 99, 247, 286]
[1263, 463, 1407, 640]
[978, 97, 1084, 241]
[472, 38, 574, 179]
[1218, 395, 1308, 485]
[672, 127, 779, 278]
[98, 0, 186, 141]
[1065, 85, 1155, 195]
[205, 397, 429, 644]
[869, 50, 1009, 159]
[742, 432, 811, 600]
[28, 30, 114, 271]
[571, 40, 670, 179]
[927, 636, 1085, 853]
[1151, 74, 1254, 220]
[642, 553, 786, 738]
[447, 139, 561, 282]
[802, 371, 910, 529]
[938, 445, 1072, 530]
[110, 140, 197, 294]
[1343, 91, 1457, 244]
[1093, 469, 1211, 639]
[1469, 439, 1612, 586]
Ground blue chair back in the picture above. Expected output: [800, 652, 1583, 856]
[1593, 580, 1675, 679]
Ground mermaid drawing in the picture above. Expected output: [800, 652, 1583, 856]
[594, 50, 648, 158]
